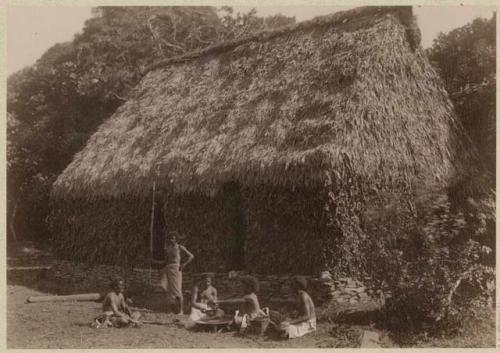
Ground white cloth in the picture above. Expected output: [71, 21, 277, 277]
[233, 310, 248, 333]
[280, 317, 317, 338]
[190, 304, 208, 321]
[160, 264, 182, 304]
[185, 303, 209, 329]
[233, 308, 270, 334]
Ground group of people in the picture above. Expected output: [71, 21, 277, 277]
[93, 231, 317, 339]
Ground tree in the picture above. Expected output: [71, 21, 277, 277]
[7, 6, 295, 243]
[217, 7, 295, 40]
[351, 16, 498, 336]
[427, 15, 496, 185]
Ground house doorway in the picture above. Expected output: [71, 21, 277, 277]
[150, 192, 166, 269]
[220, 182, 247, 270]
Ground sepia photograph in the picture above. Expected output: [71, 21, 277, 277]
[5, 2, 497, 349]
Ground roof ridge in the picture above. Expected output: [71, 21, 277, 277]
[143, 6, 413, 74]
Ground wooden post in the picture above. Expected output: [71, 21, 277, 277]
[149, 181, 156, 285]
[9, 199, 18, 242]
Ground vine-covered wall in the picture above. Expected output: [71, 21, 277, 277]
[49, 197, 152, 267]
[49, 181, 383, 275]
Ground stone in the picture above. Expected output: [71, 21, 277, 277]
[322, 282, 336, 287]
[349, 297, 359, 304]
[321, 285, 336, 292]
[346, 278, 357, 287]
[320, 271, 332, 280]
[361, 330, 381, 348]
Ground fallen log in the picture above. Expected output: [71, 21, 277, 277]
[26, 293, 103, 303]
[142, 320, 172, 325]
[8, 266, 52, 271]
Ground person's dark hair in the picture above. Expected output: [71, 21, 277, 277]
[166, 230, 180, 239]
[201, 272, 214, 280]
[241, 275, 259, 293]
[113, 277, 125, 289]
[292, 275, 308, 291]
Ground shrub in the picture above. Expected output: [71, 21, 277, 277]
[333, 183, 495, 333]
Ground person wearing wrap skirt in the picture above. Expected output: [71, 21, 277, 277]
[279, 276, 317, 339]
[161, 231, 194, 314]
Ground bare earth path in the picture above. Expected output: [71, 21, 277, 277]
[8, 284, 357, 349]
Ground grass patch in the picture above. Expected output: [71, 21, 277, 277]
[391, 307, 495, 348]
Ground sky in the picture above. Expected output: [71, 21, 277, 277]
[6, 5, 496, 75]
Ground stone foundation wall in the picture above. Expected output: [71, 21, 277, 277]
[45, 261, 386, 310]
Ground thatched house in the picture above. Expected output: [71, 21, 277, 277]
[51, 6, 472, 274]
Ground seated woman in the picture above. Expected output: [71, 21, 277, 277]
[279, 276, 316, 339]
[217, 275, 270, 334]
[92, 279, 141, 328]
[185, 273, 224, 329]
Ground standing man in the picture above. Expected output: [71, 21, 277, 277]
[160, 231, 194, 315]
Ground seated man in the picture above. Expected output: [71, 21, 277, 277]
[279, 276, 316, 339]
[93, 279, 141, 328]
[185, 273, 224, 329]
[217, 275, 270, 334]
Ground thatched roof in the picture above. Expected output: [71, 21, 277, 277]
[53, 6, 472, 198]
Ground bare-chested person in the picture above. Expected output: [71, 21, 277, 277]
[160, 231, 194, 315]
[185, 273, 224, 329]
[279, 276, 316, 338]
[92, 279, 141, 328]
[217, 275, 269, 334]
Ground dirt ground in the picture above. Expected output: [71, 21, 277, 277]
[7, 244, 495, 348]
[7, 284, 372, 349]
[6, 243, 388, 348]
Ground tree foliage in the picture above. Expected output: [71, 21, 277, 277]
[7, 6, 295, 242]
[362, 189, 494, 333]
[218, 7, 295, 40]
[427, 15, 496, 184]
[328, 15, 497, 335]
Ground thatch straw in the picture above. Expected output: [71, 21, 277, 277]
[52, 5, 472, 199]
